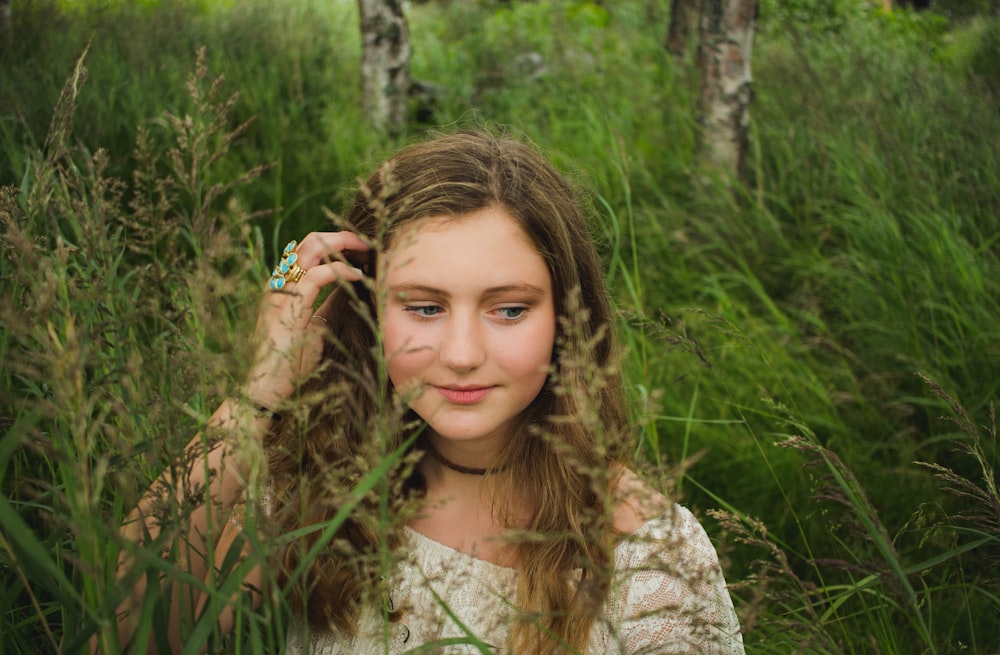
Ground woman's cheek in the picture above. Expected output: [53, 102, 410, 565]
[383, 320, 427, 388]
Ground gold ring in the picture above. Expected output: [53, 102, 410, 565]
[269, 240, 307, 290]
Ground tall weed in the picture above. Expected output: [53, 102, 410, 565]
[0, 47, 270, 652]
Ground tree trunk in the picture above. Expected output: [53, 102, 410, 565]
[696, 0, 757, 181]
[357, 0, 411, 135]
[666, 0, 700, 59]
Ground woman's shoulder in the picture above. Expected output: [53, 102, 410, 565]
[611, 467, 721, 569]
[611, 467, 672, 536]
[612, 468, 716, 550]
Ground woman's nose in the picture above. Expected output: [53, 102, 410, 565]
[438, 312, 486, 372]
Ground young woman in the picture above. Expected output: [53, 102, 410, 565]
[115, 130, 744, 654]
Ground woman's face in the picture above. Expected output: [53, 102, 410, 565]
[381, 207, 556, 451]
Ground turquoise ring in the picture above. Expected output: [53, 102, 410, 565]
[268, 240, 307, 290]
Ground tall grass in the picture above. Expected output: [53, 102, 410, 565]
[0, 44, 276, 651]
[1, 0, 998, 652]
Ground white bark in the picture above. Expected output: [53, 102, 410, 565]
[358, 0, 411, 134]
[696, 0, 757, 179]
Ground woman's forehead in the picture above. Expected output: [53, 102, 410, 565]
[386, 207, 532, 252]
[381, 208, 550, 290]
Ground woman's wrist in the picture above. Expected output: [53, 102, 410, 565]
[254, 404, 282, 422]
[233, 392, 284, 423]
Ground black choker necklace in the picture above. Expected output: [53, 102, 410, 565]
[424, 442, 496, 475]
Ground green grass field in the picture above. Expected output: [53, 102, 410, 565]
[1, 0, 998, 652]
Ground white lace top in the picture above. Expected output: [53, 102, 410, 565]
[283, 504, 744, 654]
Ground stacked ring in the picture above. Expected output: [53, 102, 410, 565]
[269, 240, 307, 290]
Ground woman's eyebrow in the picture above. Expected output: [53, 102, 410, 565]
[388, 283, 447, 299]
[481, 283, 547, 299]
[388, 283, 546, 300]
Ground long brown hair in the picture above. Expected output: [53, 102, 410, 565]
[265, 130, 630, 653]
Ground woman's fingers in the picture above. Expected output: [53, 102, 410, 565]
[265, 231, 370, 304]
[312, 287, 341, 325]
[247, 232, 371, 408]
[295, 260, 366, 292]
[291, 231, 371, 273]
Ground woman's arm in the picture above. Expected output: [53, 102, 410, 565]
[615, 504, 745, 655]
[110, 232, 371, 653]
[112, 400, 272, 653]
[610, 471, 744, 655]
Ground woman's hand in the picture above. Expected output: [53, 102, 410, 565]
[245, 231, 371, 411]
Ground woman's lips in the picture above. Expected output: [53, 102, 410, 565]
[435, 386, 493, 404]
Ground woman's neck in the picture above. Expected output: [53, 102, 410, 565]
[424, 439, 511, 476]
[420, 434, 505, 481]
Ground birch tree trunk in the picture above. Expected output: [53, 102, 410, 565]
[358, 0, 411, 135]
[666, 0, 700, 59]
[696, 0, 757, 181]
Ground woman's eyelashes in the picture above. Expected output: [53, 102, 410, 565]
[400, 303, 531, 323]
[404, 304, 444, 319]
[492, 306, 529, 322]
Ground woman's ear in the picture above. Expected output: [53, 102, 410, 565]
[363, 251, 377, 278]
[353, 251, 376, 308]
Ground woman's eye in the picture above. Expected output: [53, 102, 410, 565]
[405, 305, 443, 318]
[496, 307, 527, 321]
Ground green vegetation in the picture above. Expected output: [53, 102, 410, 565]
[1, 0, 998, 652]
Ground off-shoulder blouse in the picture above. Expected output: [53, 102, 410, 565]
[282, 504, 745, 654]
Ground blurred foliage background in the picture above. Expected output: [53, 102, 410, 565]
[1, 0, 998, 652]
